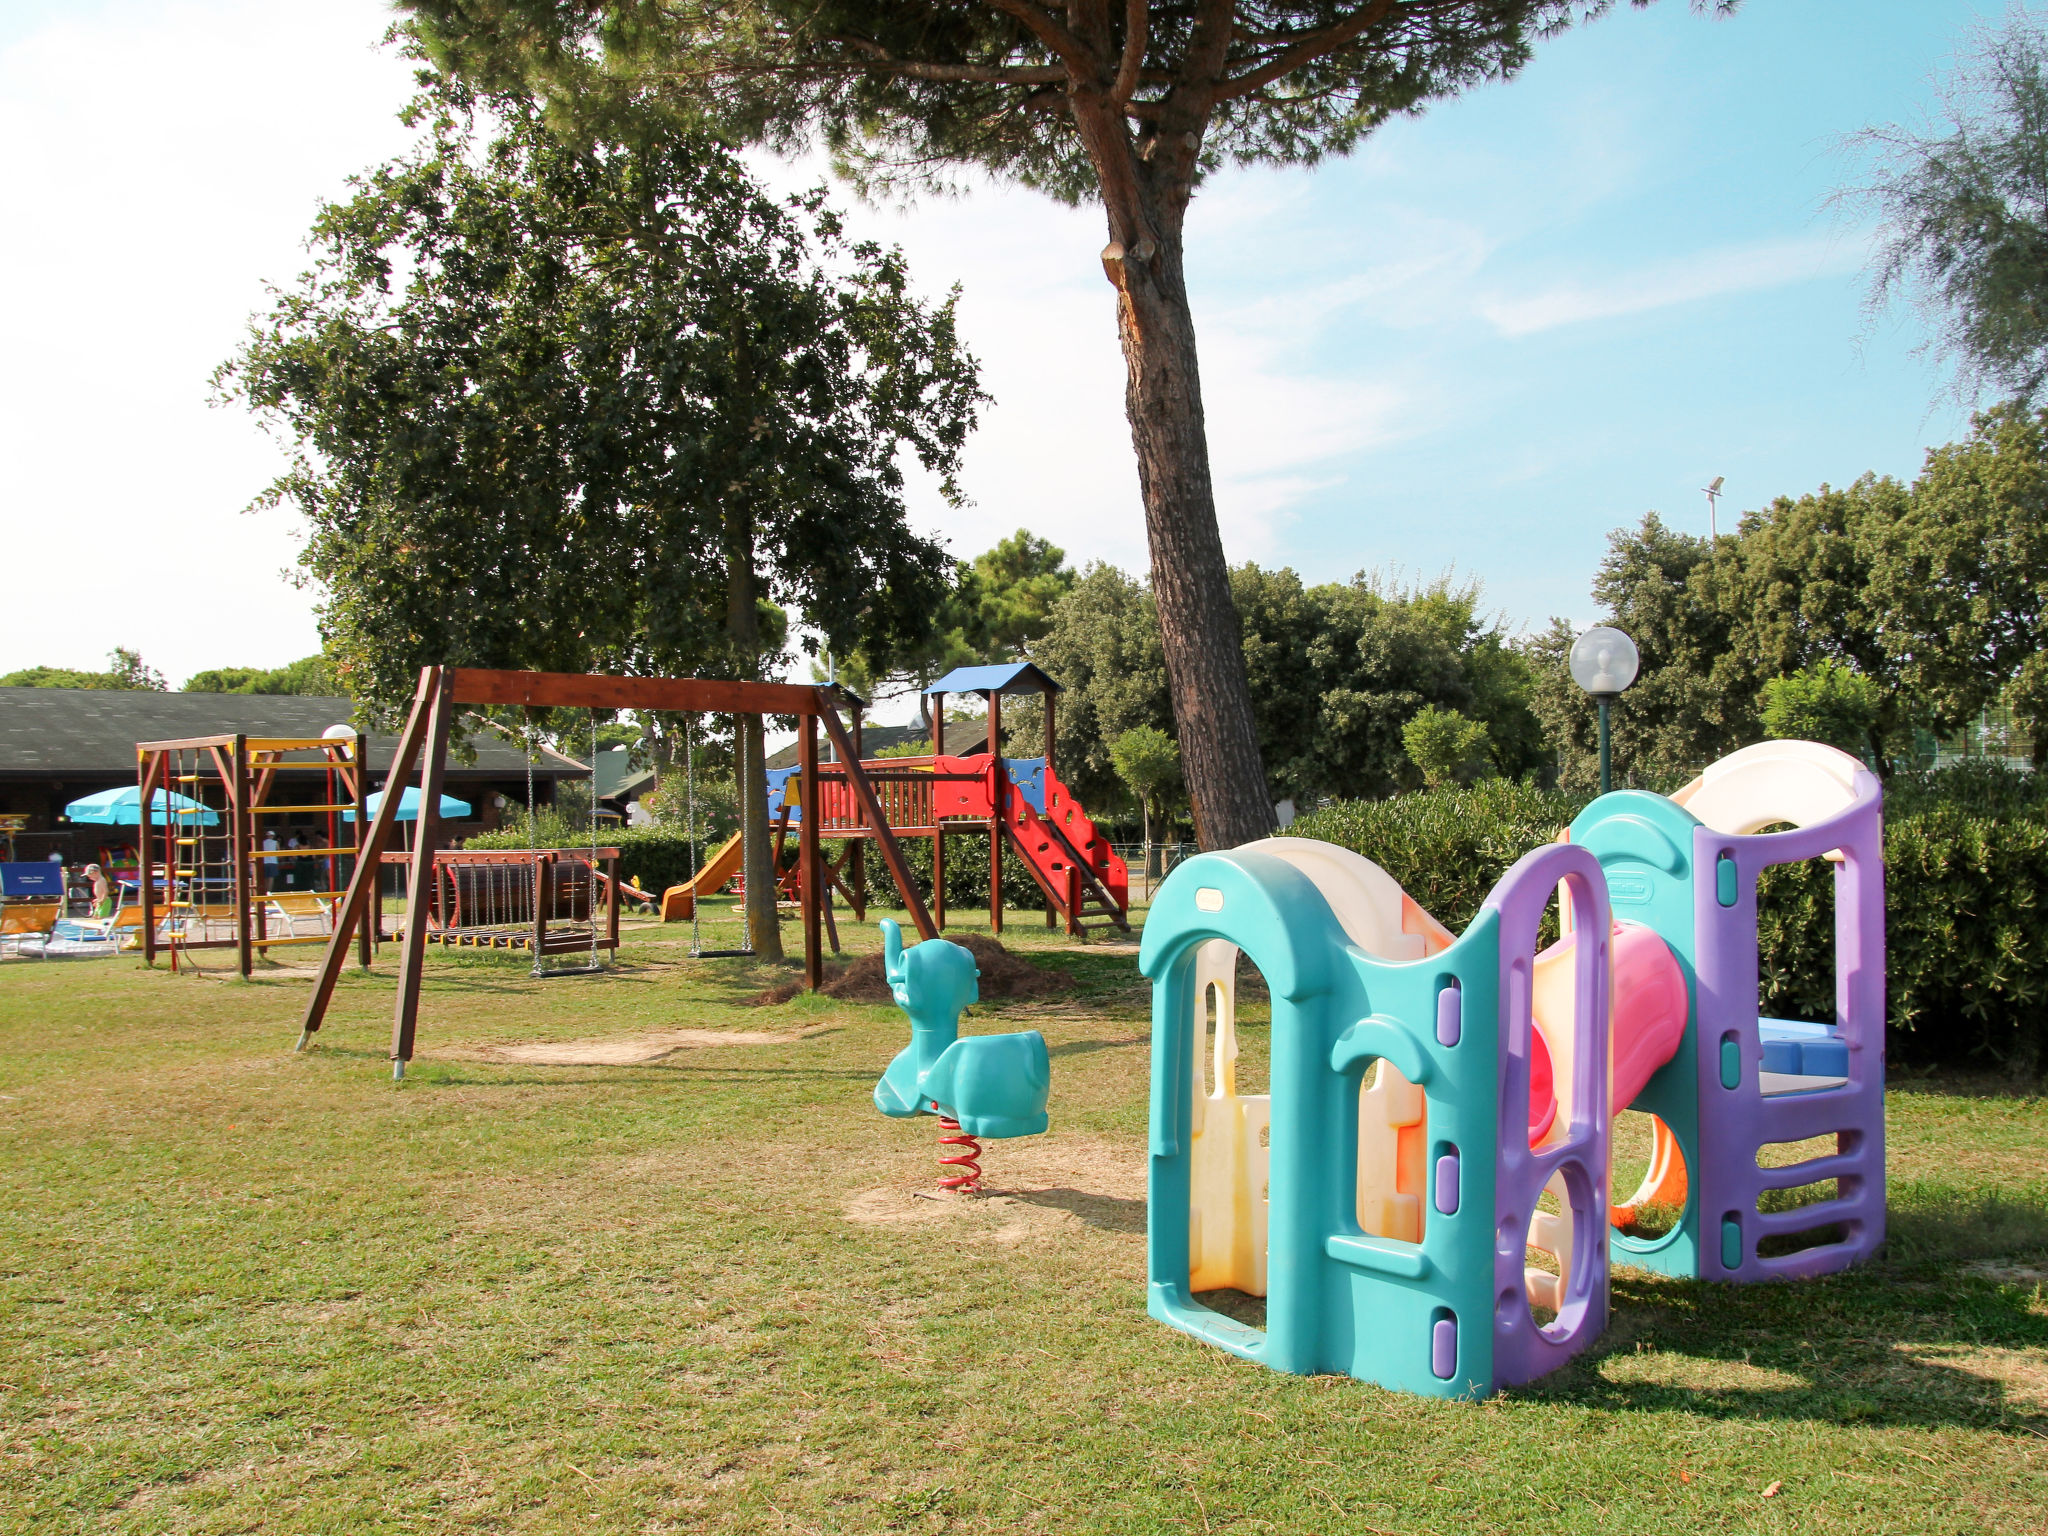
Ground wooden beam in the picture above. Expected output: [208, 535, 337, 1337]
[298, 669, 436, 1048]
[816, 704, 936, 941]
[353, 733, 373, 969]
[137, 750, 161, 967]
[448, 668, 822, 716]
[390, 669, 455, 1078]
[848, 699, 867, 920]
[988, 691, 1004, 937]
[799, 714, 823, 989]
[233, 735, 252, 979]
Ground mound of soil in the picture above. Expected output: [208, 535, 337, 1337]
[748, 933, 1072, 1007]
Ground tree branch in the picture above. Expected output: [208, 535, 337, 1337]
[1212, 0, 1402, 103]
[1113, 0, 1149, 103]
[1181, 0, 1240, 90]
[980, 0, 1096, 76]
[829, 37, 1066, 85]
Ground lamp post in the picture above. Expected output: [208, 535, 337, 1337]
[1569, 625, 1641, 796]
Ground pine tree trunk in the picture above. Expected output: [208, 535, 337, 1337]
[1083, 101, 1274, 851]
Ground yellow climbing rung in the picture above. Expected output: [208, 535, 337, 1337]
[250, 805, 354, 815]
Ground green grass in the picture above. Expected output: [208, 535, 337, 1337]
[2, 903, 2044, 1534]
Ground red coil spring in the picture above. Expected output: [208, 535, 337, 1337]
[936, 1116, 983, 1193]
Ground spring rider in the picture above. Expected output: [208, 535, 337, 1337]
[872, 919, 1051, 1190]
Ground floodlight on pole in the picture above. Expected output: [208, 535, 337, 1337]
[1703, 475, 1725, 540]
[1569, 625, 1640, 796]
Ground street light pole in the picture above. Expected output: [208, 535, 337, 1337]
[1596, 695, 1614, 796]
[1570, 626, 1641, 798]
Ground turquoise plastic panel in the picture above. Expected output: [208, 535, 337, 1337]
[1139, 849, 1508, 1399]
[1569, 792, 1705, 1280]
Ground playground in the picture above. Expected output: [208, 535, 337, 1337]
[0, 886, 2044, 1532]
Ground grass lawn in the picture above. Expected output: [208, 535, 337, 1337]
[1, 901, 2044, 1534]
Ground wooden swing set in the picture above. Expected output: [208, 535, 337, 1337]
[296, 666, 936, 1078]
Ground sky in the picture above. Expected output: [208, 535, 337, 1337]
[0, 0, 2014, 719]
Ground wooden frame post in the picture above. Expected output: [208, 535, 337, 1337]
[1042, 687, 1058, 928]
[987, 689, 1003, 936]
[353, 732, 373, 969]
[137, 748, 161, 966]
[816, 704, 934, 940]
[390, 668, 455, 1079]
[232, 734, 253, 978]
[798, 712, 823, 990]
[848, 699, 867, 920]
[297, 669, 437, 1050]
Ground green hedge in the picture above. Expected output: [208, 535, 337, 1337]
[855, 834, 1058, 916]
[1290, 781, 1588, 936]
[1290, 779, 2048, 1074]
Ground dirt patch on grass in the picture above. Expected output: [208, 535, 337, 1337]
[439, 1025, 833, 1066]
[842, 1131, 1145, 1242]
[747, 934, 1073, 1007]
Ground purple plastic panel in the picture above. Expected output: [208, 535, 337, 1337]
[1435, 983, 1462, 1046]
[1434, 1152, 1460, 1215]
[1431, 1317, 1457, 1379]
[1479, 843, 1612, 1388]
[1689, 777, 1885, 1281]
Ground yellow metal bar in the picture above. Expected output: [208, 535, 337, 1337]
[252, 934, 343, 947]
[249, 804, 354, 815]
[247, 847, 354, 861]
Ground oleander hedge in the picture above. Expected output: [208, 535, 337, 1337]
[1289, 774, 2048, 1075]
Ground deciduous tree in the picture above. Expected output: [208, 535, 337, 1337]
[215, 77, 982, 958]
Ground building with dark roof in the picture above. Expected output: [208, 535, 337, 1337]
[0, 688, 581, 862]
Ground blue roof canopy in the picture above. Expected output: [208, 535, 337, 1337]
[922, 663, 1061, 697]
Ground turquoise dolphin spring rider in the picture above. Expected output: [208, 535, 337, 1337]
[871, 920, 1051, 1190]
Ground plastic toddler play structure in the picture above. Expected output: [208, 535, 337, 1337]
[1141, 740, 1883, 1399]
[873, 919, 1052, 1192]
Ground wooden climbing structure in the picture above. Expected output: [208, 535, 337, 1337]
[790, 664, 1130, 938]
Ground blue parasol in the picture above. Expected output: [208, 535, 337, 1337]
[65, 786, 221, 826]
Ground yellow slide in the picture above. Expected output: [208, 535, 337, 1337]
[661, 833, 744, 922]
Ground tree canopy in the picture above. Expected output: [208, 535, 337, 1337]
[1846, 10, 2048, 405]
[1, 649, 166, 692]
[1015, 561, 1542, 810]
[183, 656, 342, 696]
[215, 76, 983, 714]
[1530, 408, 2048, 786]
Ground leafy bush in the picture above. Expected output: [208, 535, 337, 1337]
[1757, 808, 2048, 1073]
[1291, 774, 2048, 1074]
[1758, 660, 1881, 756]
[1288, 780, 1587, 935]
[857, 834, 1053, 915]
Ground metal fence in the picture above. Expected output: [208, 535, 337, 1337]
[1110, 842, 1199, 905]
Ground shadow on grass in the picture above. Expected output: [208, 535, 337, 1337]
[1523, 1183, 2048, 1431]
[1048, 1037, 1145, 1059]
[1006, 1185, 1146, 1234]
